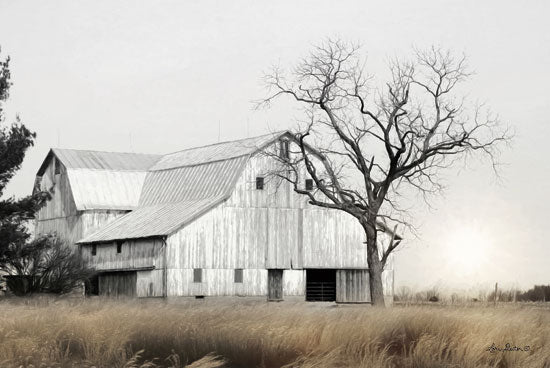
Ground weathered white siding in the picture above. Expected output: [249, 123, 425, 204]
[164, 152, 394, 299]
[36, 216, 82, 246]
[226, 154, 307, 209]
[302, 209, 369, 268]
[283, 270, 305, 296]
[72, 137, 396, 301]
[81, 238, 165, 272]
[266, 208, 302, 269]
[166, 207, 267, 270]
[137, 269, 164, 297]
[36, 211, 128, 247]
[336, 269, 370, 303]
[36, 158, 77, 220]
[166, 269, 267, 296]
[35, 157, 129, 246]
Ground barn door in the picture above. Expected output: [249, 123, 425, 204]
[267, 269, 283, 301]
[306, 269, 336, 301]
[335, 269, 370, 303]
[98, 271, 137, 297]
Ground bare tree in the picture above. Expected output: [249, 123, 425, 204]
[258, 40, 511, 307]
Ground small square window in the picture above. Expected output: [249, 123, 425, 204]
[116, 241, 122, 254]
[91, 244, 97, 256]
[256, 177, 264, 190]
[305, 179, 314, 191]
[234, 269, 243, 283]
[193, 268, 203, 283]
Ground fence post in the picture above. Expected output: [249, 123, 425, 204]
[494, 282, 498, 307]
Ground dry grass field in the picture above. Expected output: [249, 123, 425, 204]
[0, 297, 548, 368]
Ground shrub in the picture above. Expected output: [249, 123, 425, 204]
[518, 285, 550, 302]
[1, 235, 94, 295]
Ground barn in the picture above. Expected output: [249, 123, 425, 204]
[34, 131, 395, 304]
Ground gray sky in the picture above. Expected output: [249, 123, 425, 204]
[1, 0, 549, 292]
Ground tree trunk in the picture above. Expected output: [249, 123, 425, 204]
[363, 218, 386, 307]
[368, 255, 385, 307]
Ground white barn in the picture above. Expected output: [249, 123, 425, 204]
[34, 132, 395, 304]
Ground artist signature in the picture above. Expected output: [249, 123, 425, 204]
[486, 343, 530, 352]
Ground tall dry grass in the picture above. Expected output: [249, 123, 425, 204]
[0, 296, 548, 368]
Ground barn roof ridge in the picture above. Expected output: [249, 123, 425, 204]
[162, 130, 289, 156]
[147, 155, 251, 172]
[36, 130, 288, 176]
[149, 130, 290, 171]
[37, 148, 161, 176]
[51, 147, 162, 156]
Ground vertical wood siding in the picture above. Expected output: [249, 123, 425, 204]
[335, 269, 394, 303]
[163, 152, 395, 298]
[36, 211, 127, 248]
[382, 269, 394, 306]
[74, 141, 396, 300]
[136, 270, 164, 297]
[36, 159, 78, 220]
[266, 208, 302, 268]
[166, 268, 267, 296]
[268, 269, 283, 300]
[80, 211, 129, 238]
[336, 269, 370, 303]
[166, 207, 267, 270]
[302, 209, 369, 268]
[82, 238, 165, 271]
[36, 216, 82, 245]
[98, 272, 137, 297]
[226, 154, 308, 209]
[36, 158, 129, 247]
[283, 270, 305, 296]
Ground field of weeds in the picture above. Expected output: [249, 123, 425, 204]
[0, 297, 548, 368]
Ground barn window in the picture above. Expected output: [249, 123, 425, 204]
[193, 268, 203, 283]
[54, 158, 61, 175]
[305, 179, 314, 191]
[256, 177, 264, 190]
[234, 269, 243, 283]
[91, 244, 97, 256]
[279, 140, 290, 160]
[116, 241, 123, 254]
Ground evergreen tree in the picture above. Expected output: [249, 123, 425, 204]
[0, 47, 50, 269]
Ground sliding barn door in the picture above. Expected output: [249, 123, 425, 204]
[268, 269, 283, 301]
[98, 271, 137, 297]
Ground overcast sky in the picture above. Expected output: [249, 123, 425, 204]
[1, 0, 549, 293]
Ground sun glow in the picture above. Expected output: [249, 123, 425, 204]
[443, 226, 492, 275]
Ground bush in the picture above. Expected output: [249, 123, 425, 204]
[518, 285, 550, 302]
[0, 235, 94, 295]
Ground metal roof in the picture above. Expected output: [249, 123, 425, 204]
[37, 149, 161, 176]
[76, 131, 289, 242]
[68, 169, 148, 210]
[139, 156, 247, 206]
[151, 132, 286, 171]
[77, 196, 226, 243]
[35, 149, 163, 211]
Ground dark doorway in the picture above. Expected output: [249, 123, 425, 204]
[268, 269, 283, 301]
[306, 269, 336, 301]
[85, 275, 99, 296]
[98, 271, 137, 297]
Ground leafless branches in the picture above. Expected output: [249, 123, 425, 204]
[257, 39, 512, 305]
[259, 40, 511, 222]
